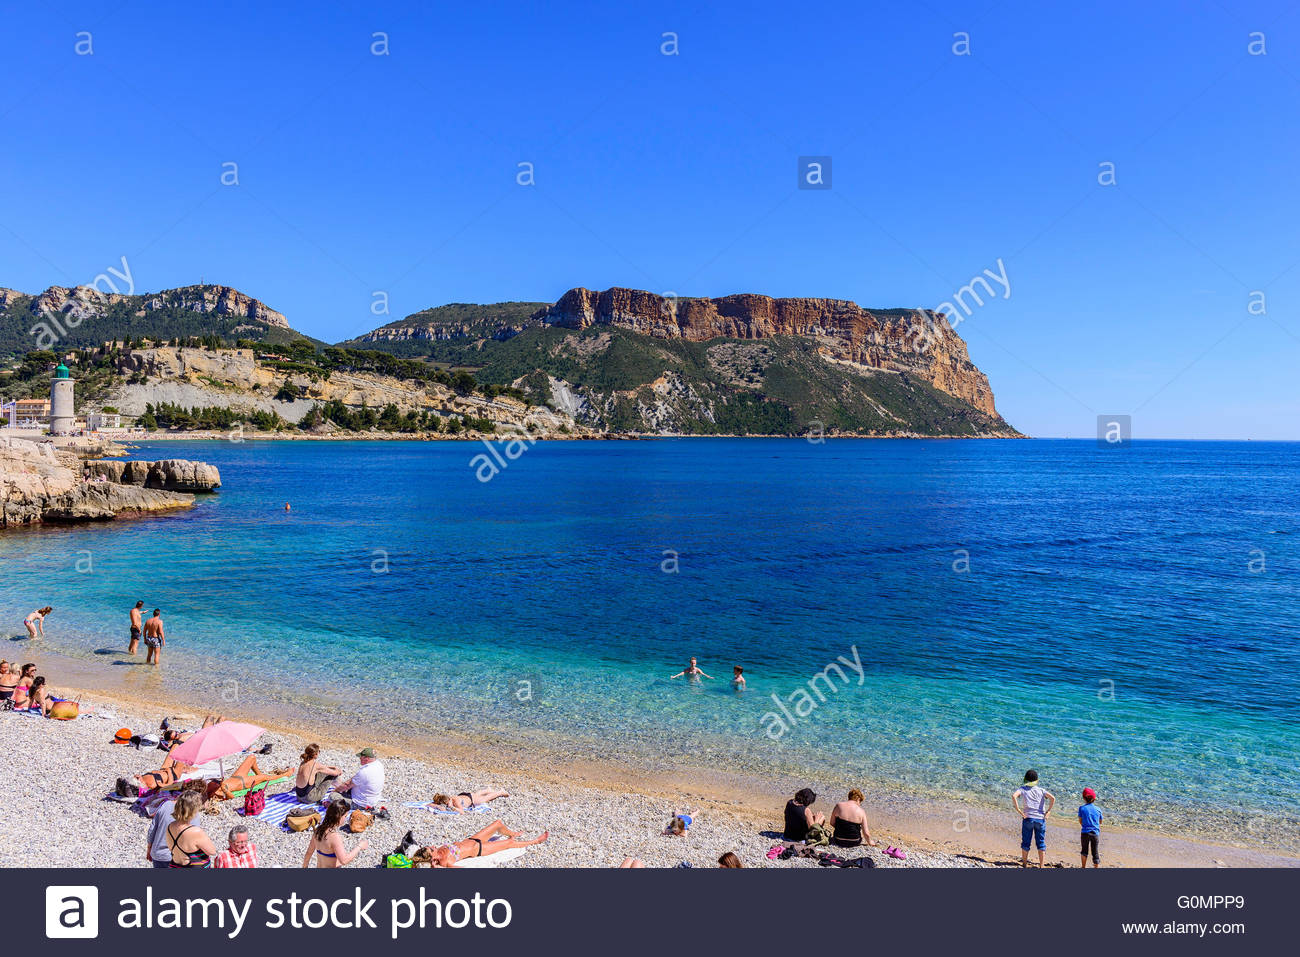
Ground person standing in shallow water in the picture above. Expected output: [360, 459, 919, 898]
[128, 600, 144, 655]
[670, 657, 712, 683]
[23, 607, 51, 640]
[143, 609, 165, 666]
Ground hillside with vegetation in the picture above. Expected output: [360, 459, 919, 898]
[346, 291, 1021, 437]
[0, 285, 311, 357]
[2, 281, 1019, 437]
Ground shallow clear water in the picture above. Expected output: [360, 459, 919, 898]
[3, 438, 1298, 849]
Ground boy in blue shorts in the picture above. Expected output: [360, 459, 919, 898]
[1012, 769, 1055, 867]
[1078, 787, 1102, 867]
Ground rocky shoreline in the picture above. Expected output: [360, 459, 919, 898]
[0, 436, 220, 528]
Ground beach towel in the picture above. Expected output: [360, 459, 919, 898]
[403, 801, 492, 815]
[237, 787, 334, 828]
[453, 846, 528, 868]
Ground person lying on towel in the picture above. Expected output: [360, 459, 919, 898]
[396, 820, 548, 867]
[213, 756, 295, 800]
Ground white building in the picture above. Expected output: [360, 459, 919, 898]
[87, 412, 122, 431]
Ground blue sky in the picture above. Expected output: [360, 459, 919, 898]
[2, 1, 1299, 438]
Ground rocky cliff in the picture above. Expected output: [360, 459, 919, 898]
[13, 284, 288, 329]
[0, 282, 298, 356]
[84, 458, 221, 492]
[535, 287, 998, 416]
[0, 439, 214, 527]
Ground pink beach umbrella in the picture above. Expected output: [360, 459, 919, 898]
[168, 721, 265, 780]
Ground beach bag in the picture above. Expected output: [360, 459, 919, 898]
[348, 810, 373, 834]
[804, 824, 831, 847]
[286, 811, 320, 832]
[243, 788, 266, 817]
[385, 853, 413, 869]
[49, 700, 79, 721]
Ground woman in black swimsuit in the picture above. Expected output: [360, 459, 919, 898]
[295, 743, 341, 802]
[829, 788, 879, 848]
[0, 661, 18, 701]
[783, 788, 824, 841]
[167, 792, 217, 868]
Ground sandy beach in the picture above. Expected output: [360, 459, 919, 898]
[1, 649, 1294, 869]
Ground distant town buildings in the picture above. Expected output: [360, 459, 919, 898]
[12, 397, 51, 424]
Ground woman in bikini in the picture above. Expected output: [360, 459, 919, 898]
[295, 744, 341, 802]
[166, 792, 217, 868]
[411, 820, 548, 867]
[428, 788, 510, 813]
[0, 662, 19, 702]
[303, 799, 369, 868]
[10, 665, 37, 710]
[23, 608, 51, 640]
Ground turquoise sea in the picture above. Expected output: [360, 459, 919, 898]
[3, 439, 1298, 850]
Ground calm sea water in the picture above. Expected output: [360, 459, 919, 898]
[3, 439, 1298, 849]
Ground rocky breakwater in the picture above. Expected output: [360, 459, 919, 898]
[1, 439, 216, 527]
[84, 459, 221, 493]
[536, 286, 1001, 417]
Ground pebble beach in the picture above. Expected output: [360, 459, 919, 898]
[0, 690, 985, 870]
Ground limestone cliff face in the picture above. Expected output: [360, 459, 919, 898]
[143, 285, 288, 328]
[535, 287, 999, 416]
[7, 283, 288, 328]
[109, 347, 574, 433]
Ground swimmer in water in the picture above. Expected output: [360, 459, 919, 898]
[731, 665, 745, 691]
[670, 657, 712, 682]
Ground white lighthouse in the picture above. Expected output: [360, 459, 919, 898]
[49, 363, 75, 434]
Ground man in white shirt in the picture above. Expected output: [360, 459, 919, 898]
[336, 747, 384, 809]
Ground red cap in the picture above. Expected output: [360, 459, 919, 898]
[1082, 787, 1097, 801]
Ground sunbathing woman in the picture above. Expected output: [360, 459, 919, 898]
[295, 744, 341, 803]
[27, 677, 53, 716]
[159, 714, 224, 750]
[214, 754, 294, 800]
[303, 800, 369, 868]
[410, 821, 548, 867]
[10, 664, 36, 708]
[428, 788, 510, 813]
[10, 666, 38, 710]
[0, 662, 17, 702]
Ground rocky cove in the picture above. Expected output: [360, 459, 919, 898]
[0, 436, 220, 528]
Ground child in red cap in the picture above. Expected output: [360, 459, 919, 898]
[1078, 787, 1102, 867]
